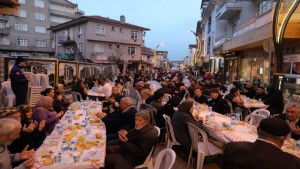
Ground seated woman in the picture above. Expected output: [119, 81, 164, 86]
[40, 88, 55, 98]
[19, 104, 46, 148]
[33, 96, 63, 134]
[172, 101, 203, 158]
[71, 79, 88, 100]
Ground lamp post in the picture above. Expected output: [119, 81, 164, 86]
[189, 30, 202, 75]
[153, 42, 163, 68]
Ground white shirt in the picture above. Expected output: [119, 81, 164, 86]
[100, 82, 112, 97]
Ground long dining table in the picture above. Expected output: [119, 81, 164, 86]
[193, 108, 300, 158]
[33, 101, 106, 169]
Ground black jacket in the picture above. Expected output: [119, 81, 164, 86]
[277, 114, 300, 140]
[223, 140, 300, 169]
[208, 96, 231, 115]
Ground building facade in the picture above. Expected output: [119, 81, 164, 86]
[155, 50, 169, 69]
[0, 0, 82, 58]
[200, 0, 300, 85]
[50, 15, 150, 73]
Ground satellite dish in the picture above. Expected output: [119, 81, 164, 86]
[263, 39, 275, 53]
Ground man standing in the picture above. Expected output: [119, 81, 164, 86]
[223, 118, 300, 169]
[0, 118, 35, 169]
[10, 57, 30, 106]
[104, 110, 158, 169]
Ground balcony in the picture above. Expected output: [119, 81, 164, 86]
[216, 0, 242, 20]
[50, 9, 75, 18]
[58, 35, 74, 44]
[0, 28, 9, 35]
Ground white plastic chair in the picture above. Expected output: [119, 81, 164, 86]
[244, 113, 266, 126]
[153, 148, 176, 169]
[224, 99, 234, 115]
[28, 86, 43, 107]
[135, 126, 160, 169]
[162, 94, 172, 103]
[283, 98, 289, 106]
[187, 122, 223, 169]
[71, 91, 82, 102]
[147, 104, 158, 126]
[1, 81, 16, 107]
[162, 114, 181, 149]
[251, 109, 270, 118]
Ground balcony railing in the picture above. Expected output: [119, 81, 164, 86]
[0, 28, 10, 35]
[50, 9, 75, 18]
[216, 0, 242, 20]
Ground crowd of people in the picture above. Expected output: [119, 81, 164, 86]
[1, 57, 300, 169]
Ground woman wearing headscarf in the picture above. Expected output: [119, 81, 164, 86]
[32, 96, 63, 134]
[171, 101, 203, 158]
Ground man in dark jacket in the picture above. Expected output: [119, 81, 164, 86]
[277, 102, 300, 140]
[104, 110, 158, 169]
[208, 88, 231, 115]
[10, 57, 30, 106]
[223, 118, 300, 169]
[97, 97, 137, 134]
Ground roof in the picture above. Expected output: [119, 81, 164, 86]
[50, 15, 150, 32]
[141, 47, 154, 56]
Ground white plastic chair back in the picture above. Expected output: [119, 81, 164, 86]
[24, 72, 36, 86]
[71, 91, 82, 102]
[153, 149, 176, 169]
[37, 74, 50, 90]
[1, 81, 16, 107]
[251, 109, 270, 118]
[244, 113, 266, 126]
[135, 126, 160, 169]
[162, 114, 180, 149]
[29, 86, 43, 107]
[224, 99, 234, 115]
[283, 98, 289, 106]
[162, 94, 172, 103]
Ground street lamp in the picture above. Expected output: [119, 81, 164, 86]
[153, 42, 163, 68]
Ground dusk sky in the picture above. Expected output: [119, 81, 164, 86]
[74, 0, 201, 61]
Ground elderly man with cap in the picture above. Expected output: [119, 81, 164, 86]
[103, 110, 158, 169]
[10, 57, 31, 106]
[223, 118, 300, 169]
[0, 118, 35, 169]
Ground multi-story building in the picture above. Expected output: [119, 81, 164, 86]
[188, 44, 197, 67]
[155, 50, 169, 69]
[141, 47, 154, 72]
[200, 0, 300, 85]
[0, 0, 19, 16]
[50, 15, 150, 73]
[170, 61, 183, 71]
[0, 0, 83, 58]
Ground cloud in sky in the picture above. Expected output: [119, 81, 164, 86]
[75, 0, 201, 61]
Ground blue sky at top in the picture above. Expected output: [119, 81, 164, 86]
[74, 0, 201, 61]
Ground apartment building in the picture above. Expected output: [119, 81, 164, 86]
[200, 0, 300, 85]
[0, 0, 82, 58]
[141, 47, 154, 71]
[50, 15, 150, 73]
[155, 51, 169, 69]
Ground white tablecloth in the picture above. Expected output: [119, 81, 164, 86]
[87, 90, 105, 97]
[33, 101, 106, 169]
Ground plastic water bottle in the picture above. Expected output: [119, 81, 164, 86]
[68, 106, 71, 112]
[81, 120, 87, 128]
[56, 123, 63, 135]
[69, 140, 77, 151]
[231, 116, 236, 126]
[86, 126, 91, 135]
[86, 96, 90, 102]
[236, 113, 241, 121]
[296, 139, 300, 152]
[61, 141, 68, 152]
[85, 115, 89, 122]
[99, 101, 102, 112]
[66, 112, 71, 120]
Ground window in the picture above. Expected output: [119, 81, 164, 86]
[50, 16, 71, 23]
[258, 1, 272, 15]
[18, 0, 25, 4]
[17, 38, 28, 46]
[35, 13, 45, 20]
[0, 37, 3, 45]
[34, 0, 44, 8]
[19, 10, 26, 17]
[128, 47, 136, 55]
[35, 26, 46, 33]
[78, 43, 83, 53]
[94, 44, 104, 53]
[120, 28, 123, 33]
[0, 21, 6, 28]
[112, 26, 115, 31]
[50, 3, 74, 13]
[96, 25, 105, 35]
[131, 30, 138, 39]
[15, 24, 28, 31]
[35, 40, 46, 47]
[79, 25, 82, 35]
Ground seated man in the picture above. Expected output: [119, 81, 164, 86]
[103, 110, 158, 169]
[0, 118, 35, 169]
[254, 86, 267, 101]
[208, 88, 231, 115]
[277, 102, 300, 140]
[193, 86, 208, 105]
[223, 118, 300, 169]
[97, 97, 137, 134]
[100, 78, 112, 98]
[224, 88, 248, 118]
[103, 87, 123, 115]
